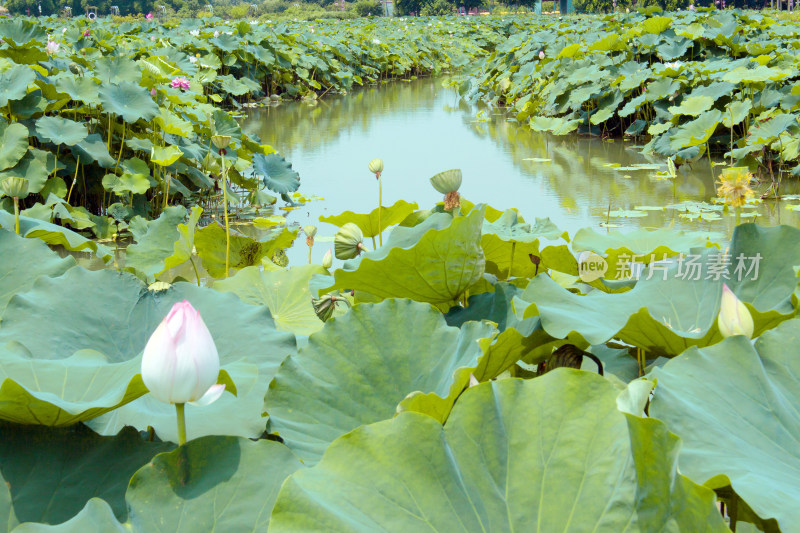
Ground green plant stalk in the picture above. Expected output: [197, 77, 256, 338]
[114, 121, 127, 174]
[66, 160, 80, 204]
[189, 256, 201, 287]
[377, 174, 383, 246]
[637, 347, 646, 377]
[508, 241, 516, 279]
[735, 206, 741, 226]
[221, 157, 230, 278]
[175, 402, 187, 445]
[12, 196, 20, 235]
[706, 141, 714, 181]
[107, 113, 113, 152]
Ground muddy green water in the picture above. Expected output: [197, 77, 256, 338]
[242, 77, 800, 264]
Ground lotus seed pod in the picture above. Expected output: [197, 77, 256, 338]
[334, 222, 365, 260]
[211, 135, 231, 150]
[311, 293, 350, 322]
[430, 169, 462, 195]
[368, 158, 384, 175]
[322, 248, 332, 269]
[1, 177, 29, 199]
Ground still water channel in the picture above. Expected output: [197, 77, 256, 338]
[242, 76, 800, 264]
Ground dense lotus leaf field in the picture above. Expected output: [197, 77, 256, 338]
[0, 10, 799, 533]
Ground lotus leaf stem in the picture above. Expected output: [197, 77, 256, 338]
[175, 402, 187, 445]
[637, 347, 646, 377]
[377, 172, 383, 247]
[66, 160, 80, 204]
[114, 121, 127, 174]
[221, 156, 230, 278]
[508, 241, 516, 279]
[12, 197, 20, 235]
[190, 256, 201, 287]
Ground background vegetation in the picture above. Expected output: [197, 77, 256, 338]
[1, 0, 783, 19]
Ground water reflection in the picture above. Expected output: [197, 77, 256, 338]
[242, 76, 800, 265]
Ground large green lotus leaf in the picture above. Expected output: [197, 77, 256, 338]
[270, 372, 727, 532]
[0, 65, 35, 108]
[573, 227, 718, 279]
[92, 57, 142, 85]
[0, 123, 29, 172]
[71, 133, 115, 168]
[0, 20, 45, 46]
[149, 145, 182, 167]
[125, 206, 186, 279]
[523, 223, 799, 356]
[195, 222, 297, 279]
[668, 95, 714, 117]
[747, 113, 798, 146]
[323, 206, 486, 306]
[0, 229, 75, 316]
[397, 315, 570, 423]
[101, 172, 150, 196]
[650, 319, 800, 531]
[318, 199, 419, 239]
[0, 268, 295, 437]
[11, 499, 122, 533]
[214, 264, 328, 336]
[98, 82, 158, 124]
[0, 151, 50, 195]
[669, 110, 722, 151]
[162, 206, 202, 273]
[252, 153, 301, 194]
[0, 211, 111, 262]
[125, 437, 302, 532]
[481, 210, 564, 279]
[0, 424, 172, 525]
[0, 347, 146, 426]
[264, 299, 495, 464]
[34, 117, 87, 147]
[53, 77, 100, 106]
[12, 438, 302, 533]
[522, 224, 800, 356]
[722, 65, 790, 84]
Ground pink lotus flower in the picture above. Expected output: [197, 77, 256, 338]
[46, 40, 60, 54]
[170, 76, 190, 90]
[150, 88, 157, 96]
[82, 29, 90, 37]
[146, 12, 153, 18]
[141, 300, 225, 406]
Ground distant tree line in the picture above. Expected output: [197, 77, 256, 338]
[0, 0, 782, 18]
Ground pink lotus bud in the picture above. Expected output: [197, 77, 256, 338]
[141, 300, 225, 405]
[150, 88, 157, 96]
[82, 29, 90, 37]
[717, 284, 754, 339]
[146, 12, 153, 18]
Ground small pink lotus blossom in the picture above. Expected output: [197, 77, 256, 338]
[46, 40, 60, 55]
[170, 77, 190, 90]
[150, 88, 157, 96]
[82, 29, 90, 37]
[146, 12, 153, 18]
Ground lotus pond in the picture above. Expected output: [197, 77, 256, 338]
[0, 10, 799, 533]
